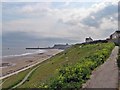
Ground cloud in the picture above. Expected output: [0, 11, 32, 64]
[3, 32, 78, 48]
[20, 2, 51, 14]
[1, 0, 119, 2]
[57, 2, 118, 26]
[99, 17, 118, 31]
[2, 2, 118, 44]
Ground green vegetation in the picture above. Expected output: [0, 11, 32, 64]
[2, 68, 32, 89]
[40, 42, 114, 89]
[2, 42, 115, 89]
[2, 64, 41, 89]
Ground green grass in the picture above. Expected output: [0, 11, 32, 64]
[19, 42, 114, 88]
[2, 42, 115, 89]
[2, 68, 32, 89]
[2, 62, 45, 90]
[46, 42, 114, 89]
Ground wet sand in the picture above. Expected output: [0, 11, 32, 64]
[1, 49, 62, 76]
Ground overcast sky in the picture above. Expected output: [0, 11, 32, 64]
[2, 0, 119, 48]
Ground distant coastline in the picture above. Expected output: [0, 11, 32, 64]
[26, 44, 71, 50]
[26, 47, 51, 49]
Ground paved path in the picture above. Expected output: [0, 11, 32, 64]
[11, 65, 40, 89]
[83, 46, 119, 88]
[1, 49, 62, 80]
[0, 79, 6, 87]
[0, 57, 49, 80]
[9, 50, 63, 89]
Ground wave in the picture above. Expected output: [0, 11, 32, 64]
[2, 49, 46, 58]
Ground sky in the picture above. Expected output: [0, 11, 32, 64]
[1, 0, 119, 48]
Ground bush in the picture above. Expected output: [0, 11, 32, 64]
[41, 43, 115, 89]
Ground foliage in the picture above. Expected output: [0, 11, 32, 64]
[2, 42, 114, 89]
[2, 68, 32, 89]
[42, 42, 115, 89]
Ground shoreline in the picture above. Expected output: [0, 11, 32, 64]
[2, 49, 46, 58]
[1, 49, 63, 79]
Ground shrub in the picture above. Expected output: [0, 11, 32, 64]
[41, 43, 115, 89]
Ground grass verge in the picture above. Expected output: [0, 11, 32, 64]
[2, 42, 115, 89]
[2, 68, 31, 90]
[42, 42, 115, 89]
[19, 42, 114, 88]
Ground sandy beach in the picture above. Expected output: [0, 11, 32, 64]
[1, 49, 62, 77]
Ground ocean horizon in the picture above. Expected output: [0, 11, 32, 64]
[2, 47, 46, 58]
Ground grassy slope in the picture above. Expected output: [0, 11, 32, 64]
[2, 42, 114, 88]
[19, 43, 114, 88]
[46, 43, 114, 88]
[2, 63, 40, 89]
[2, 68, 31, 89]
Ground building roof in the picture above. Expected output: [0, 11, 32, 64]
[115, 30, 120, 33]
[110, 30, 120, 36]
[86, 37, 93, 40]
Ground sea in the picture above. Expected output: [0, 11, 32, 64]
[2, 48, 46, 58]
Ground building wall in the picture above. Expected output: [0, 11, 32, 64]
[111, 32, 120, 39]
[86, 39, 93, 43]
[110, 32, 120, 45]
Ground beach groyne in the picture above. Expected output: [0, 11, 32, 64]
[26, 44, 71, 50]
[26, 47, 52, 49]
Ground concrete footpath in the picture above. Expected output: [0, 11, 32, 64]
[83, 46, 119, 88]
[11, 65, 40, 89]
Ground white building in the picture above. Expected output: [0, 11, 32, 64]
[110, 31, 120, 39]
[110, 30, 120, 45]
[85, 37, 93, 43]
